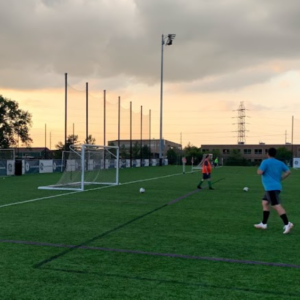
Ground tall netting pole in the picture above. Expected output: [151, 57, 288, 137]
[44, 124, 47, 159]
[118, 96, 120, 149]
[103, 90, 106, 147]
[130, 101, 132, 167]
[65, 73, 68, 148]
[116, 147, 119, 184]
[103, 90, 106, 169]
[86, 82, 89, 143]
[81, 145, 85, 191]
[140, 105, 143, 166]
[149, 109, 151, 163]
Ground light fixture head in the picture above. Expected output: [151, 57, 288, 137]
[165, 34, 176, 46]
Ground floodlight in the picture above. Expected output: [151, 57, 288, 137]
[165, 34, 176, 46]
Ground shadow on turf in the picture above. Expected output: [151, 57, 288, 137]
[34, 179, 224, 269]
[33, 204, 168, 268]
[40, 266, 300, 298]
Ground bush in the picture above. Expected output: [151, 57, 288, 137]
[224, 156, 251, 166]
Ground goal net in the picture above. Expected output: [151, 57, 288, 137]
[0, 149, 15, 176]
[38, 144, 119, 191]
[0, 149, 15, 160]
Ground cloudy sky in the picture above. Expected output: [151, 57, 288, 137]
[1, 0, 300, 148]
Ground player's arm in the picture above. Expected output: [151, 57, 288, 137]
[281, 170, 291, 181]
[257, 169, 263, 175]
[257, 161, 265, 175]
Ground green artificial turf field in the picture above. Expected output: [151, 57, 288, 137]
[0, 166, 299, 299]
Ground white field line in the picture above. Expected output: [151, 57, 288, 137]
[0, 172, 187, 209]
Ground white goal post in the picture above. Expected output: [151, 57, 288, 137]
[38, 144, 119, 191]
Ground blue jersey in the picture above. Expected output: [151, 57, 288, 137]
[258, 158, 289, 191]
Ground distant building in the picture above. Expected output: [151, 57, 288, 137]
[14, 147, 52, 159]
[108, 139, 182, 158]
[200, 144, 300, 164]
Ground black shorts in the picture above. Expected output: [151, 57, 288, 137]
[262, 190, 281, 206]
[202, 173, 211, 180]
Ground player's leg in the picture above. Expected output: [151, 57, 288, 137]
[273, 204, 294, 234]
[254, 195, 270, 229]
[269, 191, 293, 234]
[197, 180, 203, 189]
[197, 173, 205, 189]
[207, 174, 214, 190]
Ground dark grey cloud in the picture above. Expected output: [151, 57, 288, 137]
[184, 68, 282, 92]
[1, 0, 300, 90]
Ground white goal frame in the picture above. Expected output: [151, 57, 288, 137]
[38, 144, 119, 191]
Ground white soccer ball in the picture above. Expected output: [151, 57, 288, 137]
[139, 188, 145, 193]
[243, 187, 249, 192]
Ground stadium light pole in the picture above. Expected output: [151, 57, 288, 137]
[159, 34, 176, 166]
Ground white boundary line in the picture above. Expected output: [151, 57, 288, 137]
[0, 172, 186, 209]
[0, 192, 80, 209]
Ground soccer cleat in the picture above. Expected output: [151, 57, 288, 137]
[283, 222, 294, 234]
[254, 222, 267, 230]
[197, 185, 202, 189]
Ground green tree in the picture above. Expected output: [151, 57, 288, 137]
[184, 143, 201, 165]
[107, 141, 117, 156]
[83, 135, 96, 145]
[55, 134, 79, 153]
[141, 144, 151, 158]
[276, 147, 292, 164]
[225, 149, 250, 166]
[0, 95, 33, 148]
[54, 134, 80, 159]
[119, 144, 129, 159]
[132, 142, 141, 159]
[211, 149, 221, 162]
[167, 148, 178, 165]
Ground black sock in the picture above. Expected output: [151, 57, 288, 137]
[262, 211, 270, 224]
[280, 214, 289, 226]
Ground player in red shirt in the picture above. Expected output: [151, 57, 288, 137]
[197, 154, 214, 190]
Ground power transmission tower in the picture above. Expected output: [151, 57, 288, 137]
[233, 102, 248, 144]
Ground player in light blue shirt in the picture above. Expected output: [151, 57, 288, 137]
[254, 147, 293, 234]
[259, 154, 289, 191]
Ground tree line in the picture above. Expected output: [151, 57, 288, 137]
[0, 95, 32, 149]
[167, 144, 293, 166]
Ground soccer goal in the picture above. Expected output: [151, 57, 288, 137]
[38, 144, 119, 191]
[0, 149, 16, 176]
[0, 149, 15, 160]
